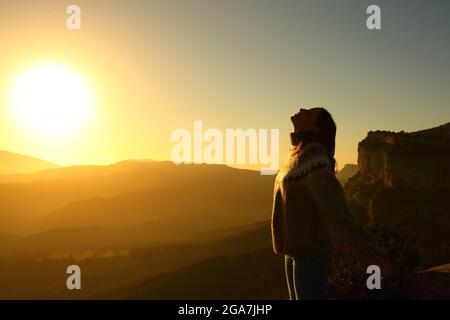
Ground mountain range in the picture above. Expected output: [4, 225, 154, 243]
[0, 121, 448, 300]
[0, 150, 59, 175]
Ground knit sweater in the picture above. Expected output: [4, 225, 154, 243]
[271, 142, 377, 264]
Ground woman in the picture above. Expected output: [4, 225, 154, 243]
[271, 107, 391, 300]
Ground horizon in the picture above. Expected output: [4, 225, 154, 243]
[3, 119, 449, 172]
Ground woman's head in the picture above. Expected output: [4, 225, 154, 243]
[290, 108, 323, 132]
[290, 107, 336, 171]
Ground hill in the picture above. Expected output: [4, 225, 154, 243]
[97, 248, 286, 300]
[0, 151, 59, 175]
[0, 160, 274, 234]
[0, 221, 274, 299]
[336, 164, 358, 185]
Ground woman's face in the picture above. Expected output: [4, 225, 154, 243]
[290, 108, 322, 132]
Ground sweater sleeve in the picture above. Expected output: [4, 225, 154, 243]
[271, 184, 283, 254]
[304, 167, 378, 265]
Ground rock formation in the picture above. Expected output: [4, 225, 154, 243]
[357, 123, 450, 192]
[345, 123, 450, 266]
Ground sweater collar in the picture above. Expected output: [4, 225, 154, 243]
[276, 142, 331, 183]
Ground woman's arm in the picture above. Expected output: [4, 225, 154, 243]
[304, 167, 378, 265]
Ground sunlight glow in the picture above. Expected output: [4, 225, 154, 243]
[9, 63, 94, 140]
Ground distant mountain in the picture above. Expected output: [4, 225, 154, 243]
[0, 151, 59, 175]
[336, 164, 358, 185]
[97, 247, 286, 300]
[36, 181, 271, 234]
[0, 159, 154, 184]
[88, 222, 286, 300]
[0, 221, 275, 299]
[0, 160, 274, 234]
[0, 220, 270, 258]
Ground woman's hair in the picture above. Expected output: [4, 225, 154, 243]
[291, 108, 337, 172]
[315, 108, 336, 171]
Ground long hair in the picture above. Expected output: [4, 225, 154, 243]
[291, 108, 337, 172]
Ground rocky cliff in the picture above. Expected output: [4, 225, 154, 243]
[357, 123, 450, 192]
[345, 123, 450, 267]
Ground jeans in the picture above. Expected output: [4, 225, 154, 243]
[284, 255, 332, 300]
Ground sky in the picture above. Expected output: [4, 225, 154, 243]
[0, 0, 449, 170]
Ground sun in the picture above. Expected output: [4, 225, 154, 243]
[9, 63, 94, 140]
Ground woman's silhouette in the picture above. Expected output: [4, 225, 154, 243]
[271, 107, 391, 300]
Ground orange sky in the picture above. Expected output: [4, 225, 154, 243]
[1, 0, 449, 171]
